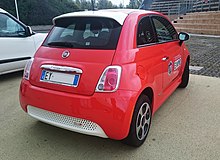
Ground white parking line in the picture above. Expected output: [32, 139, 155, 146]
[189, 34, 220, 38]
[189, 65, 204, 71]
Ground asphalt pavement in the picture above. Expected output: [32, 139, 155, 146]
[0, 72, 219, 160]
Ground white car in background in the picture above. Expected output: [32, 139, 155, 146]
[0, 8, 47, 75]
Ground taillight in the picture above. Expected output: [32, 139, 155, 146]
[23, 58, 34, 80]
[96, 66, 122, 92]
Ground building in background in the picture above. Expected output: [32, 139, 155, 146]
[139, 0, 153, 9]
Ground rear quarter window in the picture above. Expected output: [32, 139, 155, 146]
[43, 17, 122, 50]
[152, 16, 178, 42]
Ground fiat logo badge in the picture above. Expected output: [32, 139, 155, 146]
[62, 50, 70, 59]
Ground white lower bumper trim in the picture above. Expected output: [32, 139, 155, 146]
[27, 105, 108, 138]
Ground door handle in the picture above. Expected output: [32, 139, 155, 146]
[162, 56, 169, 61]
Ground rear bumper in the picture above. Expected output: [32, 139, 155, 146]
[19, 80, 138, 140]
[27, 105, 108, 138]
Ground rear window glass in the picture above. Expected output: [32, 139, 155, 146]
[43, 17, 122, 50]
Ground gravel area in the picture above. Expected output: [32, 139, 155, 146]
[185, 35, 220, 78]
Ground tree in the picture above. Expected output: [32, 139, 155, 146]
[97, 0, 118, 9]
[0, 0, 139, 25]
[0, 0, 79, 25]
[0, 0, 16, 16]
[126, 0, 142, 9]
[119, 3, 124, 9]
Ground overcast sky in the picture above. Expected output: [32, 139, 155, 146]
[110, 0, 130, 6]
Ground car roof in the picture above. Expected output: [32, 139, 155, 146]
[53, 9, 159, 25]
[0, 8, 7, 14]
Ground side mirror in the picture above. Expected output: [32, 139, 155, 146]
[178, 32, 189, 45]
[26, 26, 34, 36]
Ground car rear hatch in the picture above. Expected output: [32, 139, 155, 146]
[29, 16, 122, 96]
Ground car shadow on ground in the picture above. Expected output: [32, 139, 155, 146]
[0, 71, 23, 82]
[26, 120, 138, 156]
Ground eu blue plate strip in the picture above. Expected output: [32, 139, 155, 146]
[73, 75, 79, 86]
[41, 70, 46, 80]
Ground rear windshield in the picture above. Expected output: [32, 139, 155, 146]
[43, 17, 122, 50]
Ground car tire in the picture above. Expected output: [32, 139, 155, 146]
[179, 60, 189, 88]
[123, 95, 152, 147]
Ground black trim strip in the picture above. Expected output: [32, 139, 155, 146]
[0, 57, 31, 64]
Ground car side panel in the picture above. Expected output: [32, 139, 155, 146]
[32, 33, 47, 51]
[113, 12, 189, 115]
[113, 13, 164, 114]
[0, 37, 36, 74]
[160, 41, 183, 90]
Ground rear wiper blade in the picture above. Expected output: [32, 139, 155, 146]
[47, 41, 75, 48]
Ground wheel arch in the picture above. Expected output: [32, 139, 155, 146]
[132, 86, 154, 113]
[123, 87, 154, 146]
[181, 55, 190, 73]
[140, 87, 154, 105]
[187, 55, 190, 63]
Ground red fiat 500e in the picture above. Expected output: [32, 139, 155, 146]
[19, 9, 190, 147]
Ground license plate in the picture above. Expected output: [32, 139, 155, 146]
[40, 70, 80, 87]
